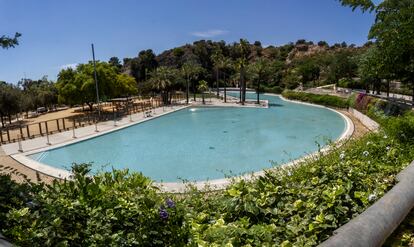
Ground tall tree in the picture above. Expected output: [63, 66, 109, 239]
[341, 0, 414, 102]
[181, 62, 204, 103]
[216, 57, 232, 102]
[237, 39, 251, 105]
[150, 66, 178, 104]
[211, 51, 224, 97]
[129, 50, 158, 82]
[248, 58, 271, 104]
[358, 45, 384, 94]
[0, 82, 21, 126]
[57, 62, 137, 110]
[108, 57, 122, 71]
[197, 80, 209, 104]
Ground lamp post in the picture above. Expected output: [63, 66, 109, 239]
[91, 44, 100, 117]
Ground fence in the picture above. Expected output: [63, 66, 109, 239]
[0, 94, 185, 145]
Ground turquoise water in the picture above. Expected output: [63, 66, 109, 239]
[29, 94, 346, 182]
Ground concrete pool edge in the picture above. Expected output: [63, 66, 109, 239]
[9, 95, 354, 192]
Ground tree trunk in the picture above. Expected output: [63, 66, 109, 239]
[0, 114, 4, 128]
[242, 70, 246, 105]
[224, 74, 227, 103]
[240, 67, 245, 105]
[193, 81, 196, 101]
[202, 93, 205, 104]
[257, 79, 260, 104]
[216, 69, 219, 97]
[186, 76, 189, 104]
[87, 103, 94, 112]
[239, 80, 242, 103]
[412, 83, 414, 104]
[386, 80, 390, 98]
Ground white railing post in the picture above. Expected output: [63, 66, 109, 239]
[18, 134, 23, 152]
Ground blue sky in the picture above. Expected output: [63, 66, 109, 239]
[0, 0, 376, 84]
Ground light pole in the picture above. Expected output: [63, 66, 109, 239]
[91, 44, 100, 117]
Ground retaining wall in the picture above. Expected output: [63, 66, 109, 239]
[348, 108, 380, 132]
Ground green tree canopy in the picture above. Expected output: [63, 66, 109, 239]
[0, 32, 21, 49]
[57, 62, 137, 110]
[341, 0, 414, 100]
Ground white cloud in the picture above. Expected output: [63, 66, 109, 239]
[59, 63, 78, 70]
[191, 29, 228, 38]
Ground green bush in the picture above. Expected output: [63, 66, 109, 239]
[3, 164, 189, 246]
[282, 90, 349, 108]
[263, 85, 284, 94]
[0, 175, 40, 232]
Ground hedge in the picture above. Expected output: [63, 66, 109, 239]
[282, 90, 349, 108]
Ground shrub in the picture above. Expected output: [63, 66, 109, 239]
[282, 90, 349, 108]
[3, 164, 189, 247]
[263, 85, 283, 94]
[0, 175, 40, 232]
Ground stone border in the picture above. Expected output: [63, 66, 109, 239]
[319, 161, 414, 247]
[7, 94, 354, 193]
[348, 108, 380, 132]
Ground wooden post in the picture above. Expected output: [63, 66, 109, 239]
[19, 125, 24, 140]
[45, 121, 49, 135]
[6, 129, 10, 143]
[56, 119, 60, 132]
[0, 129, 3, 143]
[26, 125, 30, 139]
[62, 118, 66, 130]
[39, 122, 43, 136]
[72, 119, 76, 138]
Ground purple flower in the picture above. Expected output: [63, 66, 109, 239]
[166, 198, 175, 208]
[159, 208, 169, 220]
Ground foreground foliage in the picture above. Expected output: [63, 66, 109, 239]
[1, 166, 189, 246]
[1, 93, 414, 246]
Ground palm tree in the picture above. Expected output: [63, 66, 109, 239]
[197, 80, 209, 104]
[150, 66, 176, 105]
[216, 57, 232, 103]
[248, 58, 270, 104]
[238, 39, 250, 105]
[181, 62, 203, 104]
[211, 51, 224, 97]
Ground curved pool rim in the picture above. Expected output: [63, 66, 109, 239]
[11, 94, 354, 192]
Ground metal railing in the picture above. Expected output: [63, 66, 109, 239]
[0, 94, 185, 145]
